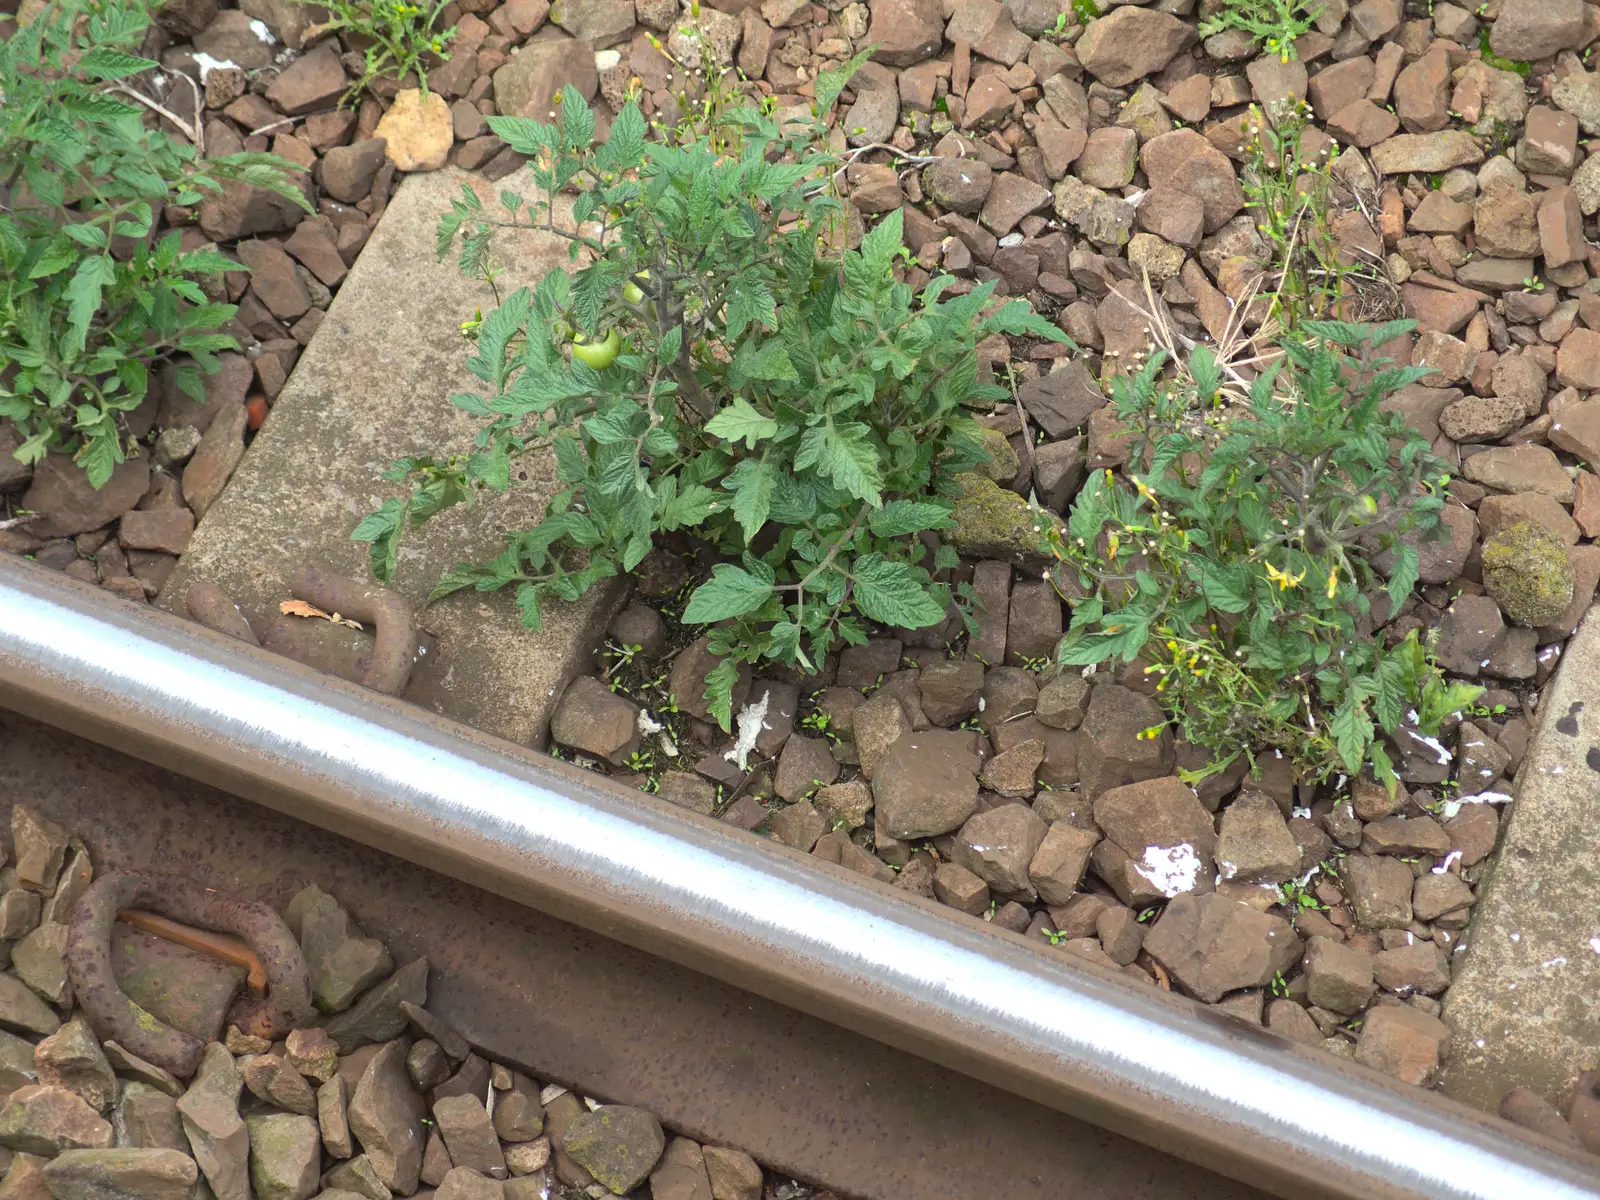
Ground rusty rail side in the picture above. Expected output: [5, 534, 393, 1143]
[0, 557, 1595, 1200]
[1, 708, 1261, 1200]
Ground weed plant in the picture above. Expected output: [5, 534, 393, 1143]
[355, 63, 1068, 727]
[299, 0, 457, 102]
[1046, 318, 1477, 787]
[1198, 0, 1323, 61]
[0, 0, 308, 485]
[1238, 100, 1352, 327]
[1050, 92, 1483, 789]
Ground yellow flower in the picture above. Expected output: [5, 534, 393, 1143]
[1133, 477, 1156, 504]
[1265, 560, 1305, 591]
[1326, 564, 1339, 599]
[1106, 532, 1120, 560]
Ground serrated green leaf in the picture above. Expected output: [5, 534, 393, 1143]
[114, 357, 148, 401]
[683, 563, 774, 623]
[703, 656, 741, 731]
[71, 438, 113, 493]
[858, 206, 904, 278]
[63, 255, 116, 357]
[516, 582, 545, 631]
[724, 455, 776, 542]
[468, 442, 511, 491]
[737, 338, 798, 382]
[724, 276, 777, 340]
[813, 45, 872, 115]
[1365, 318, 1417, 349]
[869, 500, 954, 538]
[431, 561, 504, 602]
[470, 288, 532, 390]
[592, 445, 642, 497]
[768, 620, 804, 667]
[769, 472, 819, 524]
[850, 554, 946, 629]
[1373, 654, 1409, 734]
[705, 397, 778, 449]
[560, 86, 596, 150]
[552, 434, 587, 483]
[1385, 543, 1420, 611]
[1197, 561, 1251, 614]
[486, 115, 557, 156]
[62, 224, 108, 249]
[572, 189, 599, 226]
[583, 400, 645, 445]
[1190, 344, 1220, 402]
[23, 163, 64, 210]
[658, 480, 718, 531]
[795, 421, 882, 506]
[76, 47, 158, 81]
[569, 260, 620, 335]
[1330, 693, 1374, 775]
[30, 240, 79, 280]
[657, 324, 683, 366]
[351, 499, 408, 584]
[597, 100, 646, 171]
[1417, 677, 1484, 736]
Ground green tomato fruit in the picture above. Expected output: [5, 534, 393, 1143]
[571, 327, 620, 369]
[622, 269, 650, 305]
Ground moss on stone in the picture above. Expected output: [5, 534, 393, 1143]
[244, 1113, 319, 1200]
[946, 472, 1065, 564]
[561, 1106, 665, 1195]
[977, 428, 1020, 483]
[1481, 520, 1574, 627]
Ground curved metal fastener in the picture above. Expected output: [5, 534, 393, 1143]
[66, 870, 315, 1078]
[290, 562, 416, 695]
[184, 582, 260, 646]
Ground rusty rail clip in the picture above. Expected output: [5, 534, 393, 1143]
[116, 909, 270, 996]
[66, 871, 314, 1078]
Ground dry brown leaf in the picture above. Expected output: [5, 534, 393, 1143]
[279, 599, 363, 631]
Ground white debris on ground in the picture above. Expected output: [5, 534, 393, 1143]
[190, 52, 236, 81]
[1133, 843, 1202, 899]
[723, 689, 771, 772]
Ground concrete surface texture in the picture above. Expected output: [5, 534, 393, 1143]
[1441, 605, 1600, 1112]
[160, 168, 623, 747]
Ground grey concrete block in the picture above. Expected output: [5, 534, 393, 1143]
[1440, 604, 1600, 1111]
[159, 167, 623, 747]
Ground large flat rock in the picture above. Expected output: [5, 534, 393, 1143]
[160, 168, 623, 747]
[1440, 605, 1600, 1112]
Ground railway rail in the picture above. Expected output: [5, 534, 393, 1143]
[0, 553, 1596, 1200]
